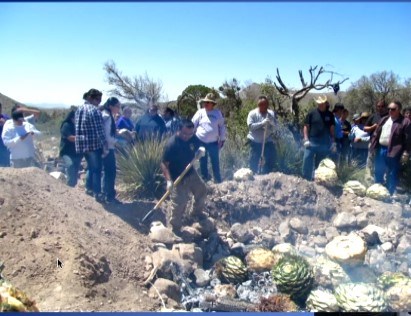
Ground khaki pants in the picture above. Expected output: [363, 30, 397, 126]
[170, 170, 207, 231]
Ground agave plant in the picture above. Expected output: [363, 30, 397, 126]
[116, 135, 167, 197]
[214, 256, 248, 284]
[334, 282, 388, 312]
[271, 254, 313, 303]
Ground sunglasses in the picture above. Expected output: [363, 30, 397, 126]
[388, 107, 398, 111]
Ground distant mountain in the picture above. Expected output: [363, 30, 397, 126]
[0, 92, 27, 116]
[26, 103, 71, 109]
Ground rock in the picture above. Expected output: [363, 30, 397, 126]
[325, 233, 367, 265]
[386, 280, 411, 311]
[259, 233, 276, 249]
[214, 284, 237, 299]
[366, 248, 388, 274]
[381, 242, 393, 252]
[152, 243, 202, 277]
[361, 225, 386, 240]
[396, 235, 411, 254]
[149, 222, 183, 245]
[355, 212, 368, 227]
[230, 223, 254, 243]
[245, 247, 277, 272]
[325, 227, 339, 241]
[343, 181, 367, 197]
[298, 245, 316, 258]
[194, 269, 210, 287]
[230, 242, 246, 259]
[148, 278, 181, 303]
[233, 168, 254, 181]
[278, 221, 296, 243]
[0, 231, 7, 238]
[180, 226, 202, 242]
[289, 217, 308, 234]
[192, 217, 216, 237]
[314, 159, 338, 187]
[49, 171, 66, 182]
[366, 184, 390, 201]
[333, 212, 357, 229]
[272, 243, 297, 256]
[313, 236, 328, 247]
[312, 256, 350, 289]
[171, 243, 203, 267]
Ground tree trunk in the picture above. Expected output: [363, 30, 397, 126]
[291, 97, 300, 127]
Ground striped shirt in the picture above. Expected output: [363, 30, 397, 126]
[75, 102, 106, 153]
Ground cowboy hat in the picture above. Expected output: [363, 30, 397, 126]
[314, 95, 328, 104]
[200, 93, 217, 105]
[352, 113, 361, 121]
[360, 112, 370, 119]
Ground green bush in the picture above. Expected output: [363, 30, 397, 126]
[117, 136, 167, 197]
[273, 123, 304, 176]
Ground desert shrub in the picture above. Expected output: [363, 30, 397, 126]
[117, 136, 167, 198]
[273, 123, 304, 176]
[220, 134, 248, 180]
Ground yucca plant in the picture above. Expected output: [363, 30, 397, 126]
[335, 159, 371, 187]
[274, 124, 304, 176]
[117, 135, 167, 198]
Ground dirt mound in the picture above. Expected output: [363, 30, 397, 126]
[0, 167, 157, 311]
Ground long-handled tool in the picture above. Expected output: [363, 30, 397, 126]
[141, 146, 206, 224]
[258, 124, 268, 174]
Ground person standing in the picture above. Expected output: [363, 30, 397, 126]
[246, 95, 277, 174]
[135, 104, 166, 141]
[116, 106, 134, 131]
[331, 103, 345, 164]
[364, 100, 389, 177]
[161, 119, 207, 234]
[349, 112, 371, 168]
[1, 111, 40, 168]
[302, 95, 336, 180]
[192, 93, 226, 183]
[59, 108, 82, 187]
[0, 102, 11, 167]
[369, 101, 411, 196]
[75, 88, 106, 202]
[11, 104, 41, 125]
[101, 97, 122, 204]
[162, 107, 180, 135]
[340, 108, 352, 165]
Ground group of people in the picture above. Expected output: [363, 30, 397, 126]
[0, 102, 41, 168]
[2, 89, 411, 235]
[302, 96, 411, 196]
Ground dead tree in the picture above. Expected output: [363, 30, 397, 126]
[274, 66, 348, 126]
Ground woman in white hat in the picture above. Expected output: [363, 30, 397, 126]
[192, 93, 226, 183]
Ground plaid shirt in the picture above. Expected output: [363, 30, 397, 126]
[75, 102, 106, 153]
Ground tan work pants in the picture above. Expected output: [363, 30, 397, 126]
[170, 170, 206, 231]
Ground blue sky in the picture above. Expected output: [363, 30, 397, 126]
[0, 2, 410, 107]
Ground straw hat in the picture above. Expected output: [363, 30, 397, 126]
[314, 95, 328, 104]
[200, 93, 217, 105]
[360, 112, 370, 119]
[352, 114, 361, 121]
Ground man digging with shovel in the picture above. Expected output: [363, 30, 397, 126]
[143, 119, 213, 238]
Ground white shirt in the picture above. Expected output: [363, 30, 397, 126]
[349, 124, 370, 149]
[1, 120, 37, 159]
[192, 108, 226, 143]
[379, 117, 393, 146]
[102, 110, 117, 150]
[247, 108, 277, 143]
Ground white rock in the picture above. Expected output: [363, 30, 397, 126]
[366, 183, 390, 201]
[233, 168, 254, 181]
[333, 212, 357, 228]
[314, 167, 338, 186]
[49, 171, 66, 181]
[272, 243, 297, 255]
[381, 242, 393, 252]
[149, 221, 183, 244]
[325, 233, 367, 265]
[289, 217, 308, 234]
[343, 181, 367, 197]
[318, 158, 336, 170]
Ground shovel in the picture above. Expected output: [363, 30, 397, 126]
[141, 146, 206, 224]
[258, 125, 268, 174]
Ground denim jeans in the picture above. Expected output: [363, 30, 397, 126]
[249, 141, 276, 174]
[0, 146, 10, 167]
[102, 149, 116, 200]
[84, 149, 103, 195]
[62, 154, 82, 187]
[302, 144, 330, 180]
[199, 141, 221, 183]
[374, 146, 400, 195]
